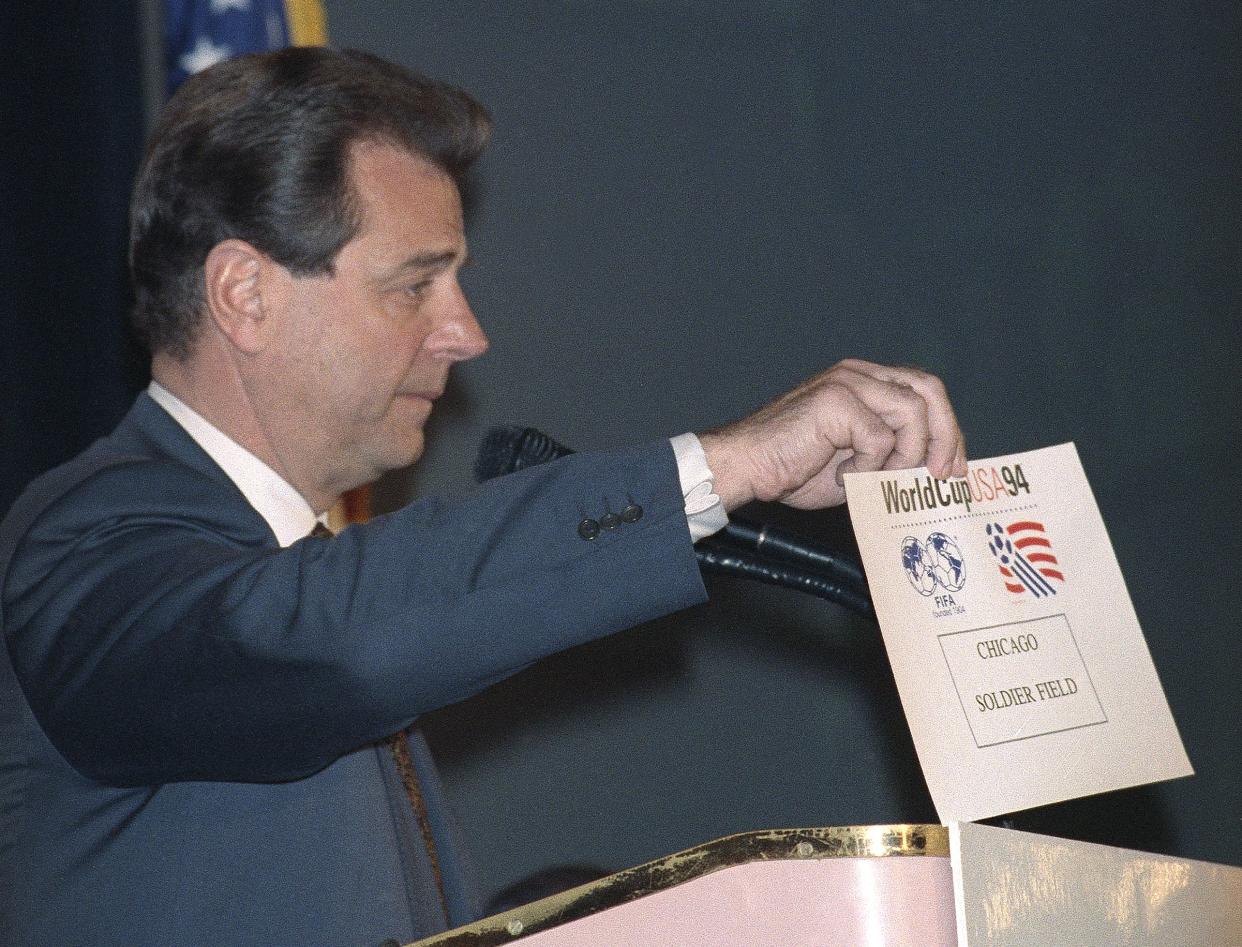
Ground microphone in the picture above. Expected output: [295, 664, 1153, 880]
[474, 425, 573, 480]
[474, 425, 874, 616]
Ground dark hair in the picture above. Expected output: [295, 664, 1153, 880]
[129, 47, 491, 358]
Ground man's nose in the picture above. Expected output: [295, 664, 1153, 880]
[426, 283, 489, 362]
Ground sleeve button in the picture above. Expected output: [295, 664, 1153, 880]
[578, 518, 601, 540]
[620, 504, 643, 523]
[600, 512, 621, 530]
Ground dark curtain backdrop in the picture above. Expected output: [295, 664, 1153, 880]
[1, 2, 148, 516]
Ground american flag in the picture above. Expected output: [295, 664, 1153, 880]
[986, 520, 1065, 597]
[165, 0, 327, 94]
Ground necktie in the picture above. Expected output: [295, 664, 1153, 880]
[309, 521, 450, 918]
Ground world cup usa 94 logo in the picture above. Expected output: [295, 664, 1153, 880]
[900, 532, 966, 597]
[985, 521, 1065, 596]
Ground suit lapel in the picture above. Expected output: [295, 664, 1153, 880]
[109, 392, 280, 548]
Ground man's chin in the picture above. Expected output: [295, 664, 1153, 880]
[376, 433, 426, 474]
[346, 424, 429, 489]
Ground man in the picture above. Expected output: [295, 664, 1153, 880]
[0, 48, 965, 946]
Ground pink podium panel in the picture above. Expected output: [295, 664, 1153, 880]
[414, 825, 952, 947]
[513, 856, 955, 947]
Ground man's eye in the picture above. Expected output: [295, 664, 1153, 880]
[406, 280, 432, 298]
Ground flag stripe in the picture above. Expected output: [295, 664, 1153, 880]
[284, 0, 328, 46]
[1014, 536, 1052, 550]
[1006, 521, 1045, 534]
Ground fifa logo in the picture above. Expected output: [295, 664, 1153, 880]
[900, 531, 966, 609]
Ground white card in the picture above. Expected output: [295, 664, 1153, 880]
[844, 443, 1192, 823]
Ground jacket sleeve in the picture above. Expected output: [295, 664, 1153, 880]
[1, 441, 706, 787]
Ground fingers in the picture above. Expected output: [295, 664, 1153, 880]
[835, 359, 967, 479]
[711, 381, 898, 510]
[773, 382, 899, 509]
[821, 365, 932, 474]
[829, 386, 897, 478]
[699, 358, 966, 513]
[782, 450, 853, 509]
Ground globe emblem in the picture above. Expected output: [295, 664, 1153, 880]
[925, 531, 965, 592]
[901, 536, 937, 596]
[900, 532, 966, 596]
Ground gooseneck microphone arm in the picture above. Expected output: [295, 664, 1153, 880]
[707, 518, 867, 590]
[474, 426, 874, 617]
[694, 544, 875, 615]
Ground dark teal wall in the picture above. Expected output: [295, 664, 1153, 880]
[350, 1, 1240, 898]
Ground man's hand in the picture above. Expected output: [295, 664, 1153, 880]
[699, 359, 967, 512]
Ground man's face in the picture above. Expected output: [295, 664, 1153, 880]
[262, 142, 488, 496]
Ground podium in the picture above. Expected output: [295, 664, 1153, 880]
[411, 823, 1242, 946]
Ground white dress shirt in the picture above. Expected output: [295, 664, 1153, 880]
[148, 382, 320, 546]
[148, 382, 728, 546]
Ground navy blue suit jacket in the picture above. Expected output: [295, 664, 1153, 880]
[0, 394, 706, 946]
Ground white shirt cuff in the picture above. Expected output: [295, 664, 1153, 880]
[670, 432, 729, 542]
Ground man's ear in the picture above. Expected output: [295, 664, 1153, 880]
[202, 239, 283, 354]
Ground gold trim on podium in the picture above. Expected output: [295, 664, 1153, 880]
[411, 824, 948, 946]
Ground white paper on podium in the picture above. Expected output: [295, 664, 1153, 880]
[843, 443, 1192, 823]
[949, 821, 1242, 946]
